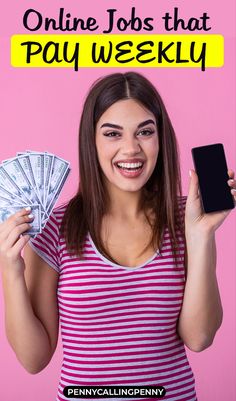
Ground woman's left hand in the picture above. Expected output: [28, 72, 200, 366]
[185, 169, 236, 235]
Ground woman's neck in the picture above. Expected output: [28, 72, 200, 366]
[107, 186, 143, 220]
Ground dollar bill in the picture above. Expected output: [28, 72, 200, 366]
[16, 154, 49, 221]
[46, 156, 70, 214]
[28, 152, 45, 205]
[44, 153, 54, 208]
[2, 158, 47, 221]
[17, 154, 41, 199]
[0, 196, 25, 207]
[21, 151, 55, 211]
[0, 166, 29, 204]
[0, 204, 42, 236]
[0, 185, 26, 205]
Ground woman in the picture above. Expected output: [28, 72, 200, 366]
[0, 72, 235, 401]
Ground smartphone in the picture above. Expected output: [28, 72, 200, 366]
[191, 143, 235, 213]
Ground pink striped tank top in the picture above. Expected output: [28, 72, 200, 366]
[29, 196, 197, 401]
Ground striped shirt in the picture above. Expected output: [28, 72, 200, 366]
[29, 196, 197, 401]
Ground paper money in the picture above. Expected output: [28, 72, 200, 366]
[0, 204, 41, 236]
[0, 151, 70, 236]
[2, 158, 45, 210]
[46, 156, 70, 215]
[0, 185, 26, 205]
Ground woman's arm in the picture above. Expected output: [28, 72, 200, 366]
[0, 209, 59, 374]
[177, 230, 223, 352]
[177, 169, 235, 352]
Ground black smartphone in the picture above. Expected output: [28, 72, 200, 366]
[191, 143, 235, 213]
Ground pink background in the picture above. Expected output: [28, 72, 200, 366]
[0, 1, 235, 400]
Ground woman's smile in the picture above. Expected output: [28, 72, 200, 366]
[114, 158, 146, 178]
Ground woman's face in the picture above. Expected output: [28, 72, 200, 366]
[95, 99, 159, 195]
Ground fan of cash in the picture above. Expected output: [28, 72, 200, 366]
[0, 151, 70, 237]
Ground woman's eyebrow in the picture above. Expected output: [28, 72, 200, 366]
[100, 119, 156, 129]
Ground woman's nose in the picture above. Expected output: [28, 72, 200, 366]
[122, 136, 141, 155]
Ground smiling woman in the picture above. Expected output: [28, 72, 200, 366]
[61, 72, 183, 265]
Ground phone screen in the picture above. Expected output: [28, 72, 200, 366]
[191, 143, 235, 213]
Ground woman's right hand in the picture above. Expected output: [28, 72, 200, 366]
[0, 207, 34, 277]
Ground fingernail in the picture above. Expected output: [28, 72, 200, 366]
[28, 213, 34, 219]
[229, 179, 234, 183]
[189, 170, 192, 177]
[25, 206, 31, 211]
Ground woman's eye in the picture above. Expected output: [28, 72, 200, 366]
[103, 131, 121, 137]
[137, 129, 155, 136]
[103, 129, 155, 138]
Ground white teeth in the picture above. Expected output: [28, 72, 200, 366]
[116, 162, 143, 169]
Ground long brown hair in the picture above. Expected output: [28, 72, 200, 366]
[60, 72, 184, 263]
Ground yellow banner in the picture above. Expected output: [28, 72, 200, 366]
[11, 34, 224, 71]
